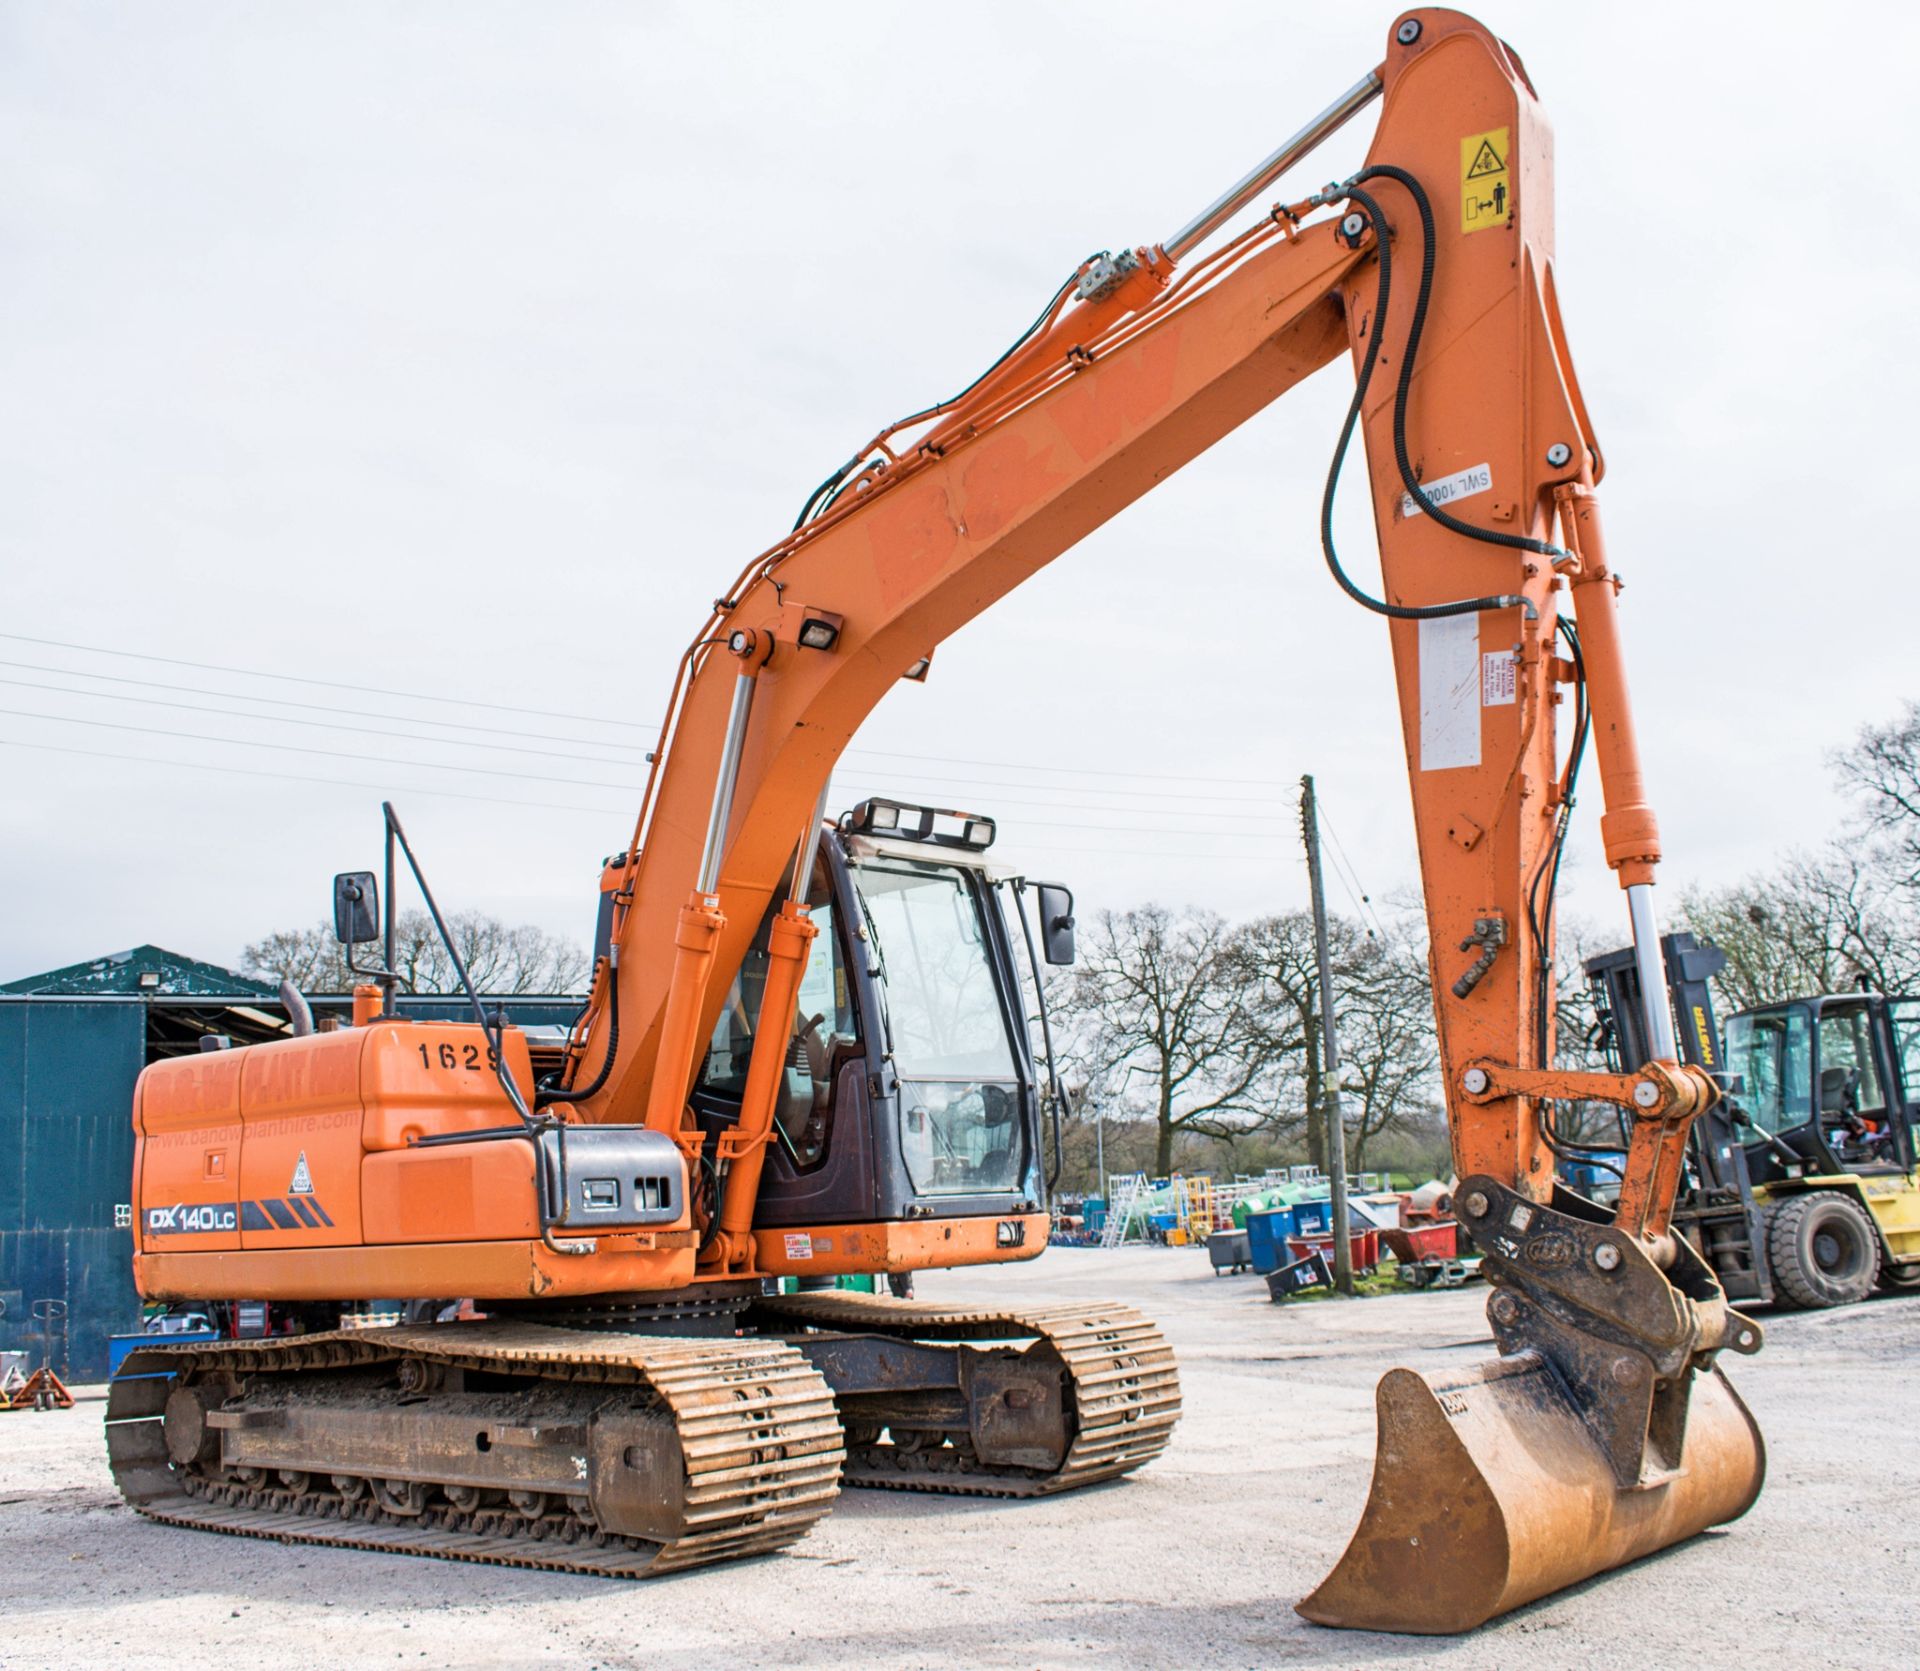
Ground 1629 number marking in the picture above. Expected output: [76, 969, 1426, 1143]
[417, 1041, 498, 1072]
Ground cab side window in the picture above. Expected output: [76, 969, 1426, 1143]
[695, 861, 857, 1170]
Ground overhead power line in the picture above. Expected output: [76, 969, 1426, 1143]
[0, 704, 1291, 844]
[0, 734, 1290, 865]
[0, 630, 641, 730]
[0, 736, 628, 818]
[0, 705, 641, 791]
[828, 768, 1291, 819]
[0, 629, 1290, 793]
[0, 656, 650, 753]
[1315, 794, 1390, 940]
[0, 675, 647, 766]
[835, 741, 1295, 792]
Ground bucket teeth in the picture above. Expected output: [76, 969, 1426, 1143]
[1297, 1353, 1765, 1634]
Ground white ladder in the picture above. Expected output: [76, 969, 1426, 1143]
[1101, 1173, 1148, 1247]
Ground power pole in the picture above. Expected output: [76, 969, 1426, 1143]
[1094, 1091, 1107, 1201]
[1300, 774, 1354, 1296]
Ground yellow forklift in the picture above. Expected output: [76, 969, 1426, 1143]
[1586, 935, 1920, 1307]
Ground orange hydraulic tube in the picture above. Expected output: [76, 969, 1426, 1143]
[642, 892, 727, 1138]
[1556, 483, 1661, 889]
[705, 900, 818, 1271]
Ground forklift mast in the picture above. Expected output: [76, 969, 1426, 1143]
[1584, 934, 1772, 1301]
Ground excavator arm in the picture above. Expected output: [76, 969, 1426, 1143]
[547, 6, 1762, 1630]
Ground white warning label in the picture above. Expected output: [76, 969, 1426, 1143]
[783, 1232, 814, 1260]
[1482, 651, 1517, 706]
[289, 1151, 314, 1195]
[1419, 614, 1481, 771]
[1400, 462, 1492, 521]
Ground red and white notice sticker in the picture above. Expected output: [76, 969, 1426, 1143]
[784, 1232, 814, 1260]
[1482, 650, 1517, 706]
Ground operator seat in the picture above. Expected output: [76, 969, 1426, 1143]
[1817, 1065, 1894, 1165]
[1820, 1067, 1865, 1139]
[1820, 1066, 1859, 1118]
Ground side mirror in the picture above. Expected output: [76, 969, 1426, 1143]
[1035, 883, 1076, 966]
[332, 871, 381, 945]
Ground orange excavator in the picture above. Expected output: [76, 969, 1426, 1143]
[107, 9, 1766, 1633]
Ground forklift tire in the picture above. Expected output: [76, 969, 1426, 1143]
[1766, 1193, 1880, 1308]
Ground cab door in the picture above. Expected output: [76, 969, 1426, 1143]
[1815, 1001, 1906, 1175]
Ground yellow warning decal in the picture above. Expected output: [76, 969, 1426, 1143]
[1460, 126, 1510, 233]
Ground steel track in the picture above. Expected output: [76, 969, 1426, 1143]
[105, 1322, 843, 1577]
[754, 1294, 1181, 1496]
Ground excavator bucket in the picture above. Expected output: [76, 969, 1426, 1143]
[1298, 1351, 1765, 1634]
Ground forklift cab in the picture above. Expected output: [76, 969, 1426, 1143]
[1722, 995, 1920, 1184]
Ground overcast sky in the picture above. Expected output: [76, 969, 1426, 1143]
[3, 1, 1916, 986]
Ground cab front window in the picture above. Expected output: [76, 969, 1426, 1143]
[850, 854, 1024, 1196]
[1724, 1004, 1812, 1137]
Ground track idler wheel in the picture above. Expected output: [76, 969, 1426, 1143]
[1299, 1348, 1765, 1632]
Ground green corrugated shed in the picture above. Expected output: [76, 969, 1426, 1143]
[0, 944, 279, 999]
[2, 947, 581, 1380]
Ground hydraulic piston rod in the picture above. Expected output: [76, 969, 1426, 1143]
[1626, 883, 1679, 1064]
[1160, 71, 1383, 260]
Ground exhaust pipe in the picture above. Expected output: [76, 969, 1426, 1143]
[279, 980, 315, 1037]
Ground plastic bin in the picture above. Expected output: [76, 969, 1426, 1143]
[1382, 1222, 1458, 1264]
[1286, 1229, 1380, 1273]
[1207, 1229, 1252, 1275]
[1291, 1198, 1333, 1236]
[1266, 1249, 1332, 1300]
[1247, 1207, 1306, 1273]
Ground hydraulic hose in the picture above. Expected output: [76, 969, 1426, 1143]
[537, 948, 620, 1106]
[1317, 170, 1547, 621]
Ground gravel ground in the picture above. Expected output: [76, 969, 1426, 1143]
[3, 1249, 1917, 1669]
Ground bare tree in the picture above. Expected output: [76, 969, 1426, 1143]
[241, 926, 350, 992]
[1053, 905, 1276, 1177]
[1230, 908, 1443, 1176]
[1835, 699, 1920, 890]
[1680, 848, 1919, 1012]
[243, 910, 590, 996]
[1227, 911, 1336, 1168]
[1336, 931, 1443, 1174]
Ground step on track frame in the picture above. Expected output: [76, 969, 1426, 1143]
[105, 1321, 843, 1577]
[754, 1293, 1181, 1496]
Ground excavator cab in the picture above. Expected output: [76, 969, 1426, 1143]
[689, 799, 1064, 1238]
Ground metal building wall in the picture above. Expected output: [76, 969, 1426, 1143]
[0, 1001, 144, 1381]
[0, 994, 582, 1381]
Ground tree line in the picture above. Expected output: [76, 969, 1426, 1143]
[1044, 700, 1920, 1194]
[1049, 902, 1446, 1188]
[1679, 700, 1920, 1006]
[242, 910, 590, 996]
